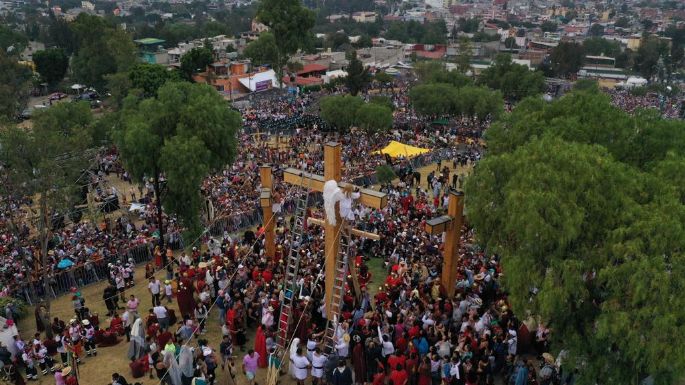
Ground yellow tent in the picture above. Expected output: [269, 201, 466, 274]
[373, 141, 430, 158]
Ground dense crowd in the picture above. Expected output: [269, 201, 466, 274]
[606, 88, 683, 119]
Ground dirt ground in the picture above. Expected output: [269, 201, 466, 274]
[13, 140, 472, 385]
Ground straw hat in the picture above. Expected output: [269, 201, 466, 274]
[51, 363, 63, 372]
[342, 334, 350, 343]
[61, 367, 72, 376]
[542, 352, 555, 364]
[82, 319, 90, 326]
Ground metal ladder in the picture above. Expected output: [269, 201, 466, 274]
[277, 173, 312, 350]
[323, 229, 352, 354]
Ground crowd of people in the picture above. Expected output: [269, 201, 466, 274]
[5, 77, 679, 385]
[606, 88, 683, 119]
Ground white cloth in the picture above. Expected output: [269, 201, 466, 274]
[311, 353, 327, 378]
[323, 180, 345, 226]
[339, 191, 360, 221]
[289, 338, 300, 378]
[292, 355, 310, 380]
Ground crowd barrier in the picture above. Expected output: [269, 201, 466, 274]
[9, 231, 183, 306]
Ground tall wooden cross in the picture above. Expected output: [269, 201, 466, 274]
[425, 190, 465, 298]
[259, 165, 276, 259]
[283, 142, 387, 318]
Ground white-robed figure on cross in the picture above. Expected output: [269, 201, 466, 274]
[323, 180, 360, 230]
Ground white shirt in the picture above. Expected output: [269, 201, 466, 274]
[148, 280, 161, 294]
[292, 355, 310, 380]
[153, 306, 168, 319]
[311, 353, 327, 378]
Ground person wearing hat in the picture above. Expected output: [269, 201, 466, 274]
[21, 344, 38, 380]
[82, 319, 97, 356]
[53, 363, 65, 385]
[62, 366, 78, 385]
[335, 334, 350, 358]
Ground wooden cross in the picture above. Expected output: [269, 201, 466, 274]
[259, 165, 276, 259]
[425, 190, 465, 298]
[283, 142, 387, 318]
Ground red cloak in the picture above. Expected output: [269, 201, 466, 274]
[176, 278, 196, 318]
[254, 326, 268, 368]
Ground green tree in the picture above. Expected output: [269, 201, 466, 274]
[375, 164, 396, 184]
[456, 37, 472, 73]
[634, 35, 665, 80]
[503, 36, 518, 49]
[70, 15, 136, 90]
[588, 23, 605, 36]
[540, 20, 558, 32]
[478, 54, 545, 101]
[0, 52, 32, 121]
[243, 32, 279, 67]
[0, 25, 28, 53]
[256, 0, 315, 86]
[180, 47, 213, 81]
[550, 41, 585, 77]
[458, 18, 480, 33]
[465, 92, 685, 384]
[409, 83, 457, 116]
[320, 95, 364, 131]
[345, 50, 371, 96]
[129, 63, 180, 97]
[32, 48, 69, 86]
[573, 79, 599, 92]
[355, 103, 393, 134]
[614, 16, 630, 28]
[105, 72, 133, 110]
[369, 95, 394, 111]
[114, 82, 240, 239]
[582, 37, 621, 57]
[0, 102, 94, 335]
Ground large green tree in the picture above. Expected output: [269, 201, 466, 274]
[243, 32, 279, 67]
[345, 50, 371, 96]
[0, 52, 33, 121]
[114, 82, 240, 240]
[320, 95, 364, 131]
[180, 47, 213, 81]
[128, 63, 180, 97]
[33, 48, 69, 86]
[550, 41, 586, 77]
[70, 14, 136, 90]
[466, 91, 685, 384]
[0, 25, 29, 53]
[478, 54, 545, 101]
[256, 0, 315, 86]
[0, 102, 95, 335]
[409, 83, 457, 116]
[355, 103, 393, 135]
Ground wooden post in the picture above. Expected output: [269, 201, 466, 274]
[260, 165, 275, 260]
[324, 142, 342, 319]
[441, 191, 465, 297]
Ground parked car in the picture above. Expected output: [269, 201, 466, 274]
[48, 92, 67, 101]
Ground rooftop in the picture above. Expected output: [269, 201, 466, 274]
[134, 38, 165, 45]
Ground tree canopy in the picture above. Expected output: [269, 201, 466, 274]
[256, 0, 315, 85]
[180, 47, 213, 81]
[243, 32, 279, 67]
[33, 48, 69, 86]
[129, 63, 180, 98]
[466, 91, 685, 384]
[478, 54, 545, 101]
[409, 83, 502, 120]
[0, 52, 33, 121]
[345, 50, 371, 96]
[114, 82, 240, 238]
[355, 103, 393, 135]
[550, 41, 585, 78]
[320, 95, 364, 131]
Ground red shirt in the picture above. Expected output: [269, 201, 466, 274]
[390, 369, 408, 385]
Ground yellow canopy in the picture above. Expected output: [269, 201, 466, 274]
[373, 141, 430, 158]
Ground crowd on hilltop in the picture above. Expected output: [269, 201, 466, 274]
[606, 88, 683, 118]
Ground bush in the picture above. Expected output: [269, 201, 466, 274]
[375, 164, 397, 184]
[0, 296, 28, 321]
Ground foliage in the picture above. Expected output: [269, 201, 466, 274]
[114, 82, 240, 238]
[540, 21, 558, 33]
[243, 32, 279, 67]
[588, 23, 605, 36]
[129, 63, 180, 98]
[345, 50, 371, 96]
[32, 48, 69, 86]
[634, 35, 669, 80]
[319, 95, 363, 131]
[455, 37, 472, 73]
[0, 52, 33, 121]
[355, 103, 393, 135]
[582, 37, 621, 57]
[0, 297, 27, 320]
[375, 164, 397, 184]
[70, 15, 137, 90]
[105, 72, 133, 110]
[504, 37, 518, 49]
[573, 79, 599, 92]
[478, 54, 545, 101]
[550, 41, 585, 77]
[384, 20, 447, 44]
[369, 96, 394, 111]
[0, 25, 28, 53]
[180, 47, 213, 81]
[409, 83, 502, 120]
[256, 0, 315, 86]
[458, 18, 480, 33]
[614, 16, 630, 28]
[465, 91, 685, 385]
[374, 71, 394, 84]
